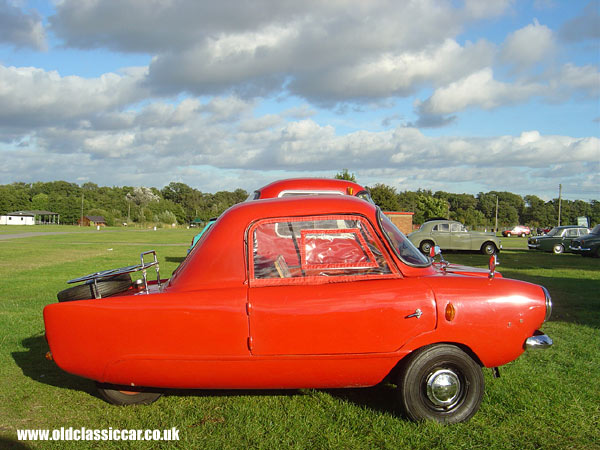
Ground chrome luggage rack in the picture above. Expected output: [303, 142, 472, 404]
[67, 250, 161, 297]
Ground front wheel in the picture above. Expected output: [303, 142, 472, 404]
[420, 241, 434, 255]
[397, 344, 484, 423]
[96, 383, 162, 406]
[481, 242, 496, 255]
[553, 244, 564, 254]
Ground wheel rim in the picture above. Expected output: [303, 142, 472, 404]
[422, 242, 431, 253]
[426, 369, 461, 408]
[554, 245, 563, 254]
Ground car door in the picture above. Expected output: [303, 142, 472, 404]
[564, 228, 580, 246]
[246, 215, 436, 356]
[431, 223, 451, 249]
[450, 223, 471, 250]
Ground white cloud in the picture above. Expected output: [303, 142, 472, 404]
[559, 0, 600, 42]
[0, 0, 597, 202]
[0, 65, 149, 129]
[49, 0, 492, 103]
[416, 69, 543, 116]
[0, 0, 46, 50]
[554, 63, 600, 98]
[501, 19, 555, 68]
[40, 0, 597, 120]
[3, 95, 596, 199]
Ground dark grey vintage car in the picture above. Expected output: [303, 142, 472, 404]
[528, 225, 590, 254]
[569, 224, 600, 257]
[408, 219, 502, 255]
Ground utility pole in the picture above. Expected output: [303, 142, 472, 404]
[80, 193, 84, 226]
[495, 195, 499, 232]
[558, 184, 562, 226]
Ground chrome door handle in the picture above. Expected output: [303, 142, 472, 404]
[406, 308, 422, 319]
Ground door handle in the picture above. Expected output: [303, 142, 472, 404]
[405, 308, 422, 319]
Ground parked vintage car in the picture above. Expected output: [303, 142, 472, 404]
[527, 225, 591, 254]
[569, 224, 600, 257]
[408, 219, 502, 255]
[44, 196, 552, 423]
[502, 226, 531, 237]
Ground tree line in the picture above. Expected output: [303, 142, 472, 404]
[0, 179, 598, 228]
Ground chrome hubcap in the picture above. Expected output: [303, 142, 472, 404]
[426, 369, 461, 407]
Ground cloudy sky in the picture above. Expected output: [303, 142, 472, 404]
[0, 0, 598, 200]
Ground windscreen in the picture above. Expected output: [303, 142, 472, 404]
[379, 211, 430, 266]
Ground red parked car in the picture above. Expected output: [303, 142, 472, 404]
[44, 195, 552, 423]
[502, 226, 531, 237]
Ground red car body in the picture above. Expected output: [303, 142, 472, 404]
[44, 195, 552, 423]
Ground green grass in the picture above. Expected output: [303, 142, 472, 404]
[0, 232, 598, 449]
[497, 233, 529, 250]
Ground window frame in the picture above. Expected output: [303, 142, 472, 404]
[248, 214, 400, 287]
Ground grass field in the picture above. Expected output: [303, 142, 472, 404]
[0, 229, 598, 449]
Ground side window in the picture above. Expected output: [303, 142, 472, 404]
[566, 229, 578, 237]
[434, 223, 449, 232]
[451, 223, 465, 232]
[251, 215, 392, 282]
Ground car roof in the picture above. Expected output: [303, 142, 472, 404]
[224, 194, 377, 226]
[422, 219, 460, 224]
[256, 178, 367, 199]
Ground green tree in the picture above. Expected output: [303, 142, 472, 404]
[334, 169, 357, 182]
[416, 195, 448, 223]
[31, 193, 49, 211]
[368, 184, 400, 211]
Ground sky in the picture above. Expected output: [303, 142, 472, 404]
[0, 0, 598, 201]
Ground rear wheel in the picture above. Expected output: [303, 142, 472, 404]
[96, 383, 162, 405]
[506, 232, 511, 237]
[553, 244, 564, 254]
[397, 344, 484, 423]
[57, 274, 132, 302]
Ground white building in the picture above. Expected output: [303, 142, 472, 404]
[0, 210, 60, 225]
[0, 211, 35, 225]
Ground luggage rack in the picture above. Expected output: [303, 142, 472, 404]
[67, 250, 161, 297]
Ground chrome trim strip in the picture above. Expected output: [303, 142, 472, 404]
[570, 245, 590, 251]
[525, 334, 553, 350]
[542, 286, 552, 322]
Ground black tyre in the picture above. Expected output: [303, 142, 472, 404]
[420, 241, 434, 255]
[552, 244, 564, 254]
[506, 232, 511, 237]
[481, 242, 496, 255]
[397, 344, 484, 423]
[96, 383, 162, 406]
[57, 274, 132, 302]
